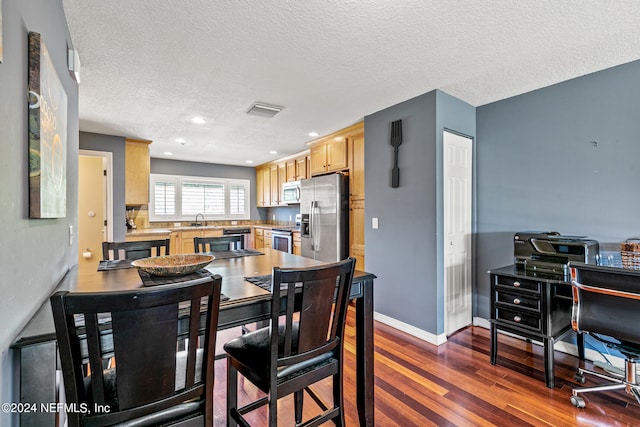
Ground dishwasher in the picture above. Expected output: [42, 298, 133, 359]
[222, 227, 252, 249]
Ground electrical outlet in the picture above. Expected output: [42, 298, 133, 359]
[272, 214, 276, 220]
[69, 225, 74, 245]
[231, 220, 237, 225]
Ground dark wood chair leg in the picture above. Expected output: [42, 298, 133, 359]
[333, 371, 345, 427]
[294, 390, 303, 424]
[227, 362, 238, 427]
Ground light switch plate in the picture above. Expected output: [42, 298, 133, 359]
[372, 218, 379, 229]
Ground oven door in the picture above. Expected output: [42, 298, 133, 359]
[272, 231, 293, 253]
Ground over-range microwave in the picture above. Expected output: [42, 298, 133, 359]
[282, 181, 301, 204]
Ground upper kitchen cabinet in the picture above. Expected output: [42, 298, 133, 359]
[309, 137, 348, 175]
[256, 151, 309, 207]
[125, 138, 151, 205]
[285, 154, 310, 182]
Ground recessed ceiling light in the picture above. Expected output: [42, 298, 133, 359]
[164, 152, 173, 156]
[175, 137, 186, 144]
[269, 150, 278, 155]
[308, 132, 319, 137]
[245, 160, 254, 164]
[191, 116, 206, 124]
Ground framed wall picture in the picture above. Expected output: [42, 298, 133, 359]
[28, 31, 68, 218]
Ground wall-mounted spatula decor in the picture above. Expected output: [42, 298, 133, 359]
[390, 119, 403, 188]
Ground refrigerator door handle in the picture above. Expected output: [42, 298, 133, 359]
[309, 200, 314, 248]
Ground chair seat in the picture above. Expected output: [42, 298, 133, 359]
[223, 324, 300, 390]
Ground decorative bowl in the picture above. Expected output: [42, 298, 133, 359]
[131, 254, 214, 277]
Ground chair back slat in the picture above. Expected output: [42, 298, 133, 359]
[102, 239, 170, 260]
[51, 275, 221, 426]
[84, 313, 107, 405]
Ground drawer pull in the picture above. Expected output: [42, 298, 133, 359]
[513, 315, 522, 323]
[513, 298, 521, 305]
[513, 281, 521, 288]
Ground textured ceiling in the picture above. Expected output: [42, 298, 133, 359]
[63, 0, 640, 166]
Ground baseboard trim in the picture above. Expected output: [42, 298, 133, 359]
[377, 314, 626, 369]
[374, 312, 447, 346]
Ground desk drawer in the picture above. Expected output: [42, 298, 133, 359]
[495, 307, 541, 331]
[495, 276, 541, 293]
[496, 290, 540, 310]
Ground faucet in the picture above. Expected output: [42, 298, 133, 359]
[195, 213, 205, 226]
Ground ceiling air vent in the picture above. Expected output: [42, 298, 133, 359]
[246, 102, 284, 118]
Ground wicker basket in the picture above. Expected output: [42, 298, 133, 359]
[621, 239, 640, 270]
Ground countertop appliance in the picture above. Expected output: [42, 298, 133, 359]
[282, 180, 301, 204]
[300, 173, 348, 262]
[514, 231, 599, 275]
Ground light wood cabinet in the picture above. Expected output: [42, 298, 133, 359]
[179, 230, 201, 254]
[293, 231, 301, 256]
[285, 155, 309, 182]
[256, 166, 266, 207]
[175, 228, 223, 254]
[255, 151, 309, 207]
[285, 159, 297, 182]
[309, 138, 348, 175]
[255, 228, 264, 248]
[125, 139, 151, 205]
[297, 156, 309, 180]
[263, 229, 272, 248]
[269, 165, 280, 205]
[349, 127, 365, 270]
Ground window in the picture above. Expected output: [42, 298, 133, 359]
[149, 174, 250, 221]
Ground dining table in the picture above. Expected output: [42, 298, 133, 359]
[11, 248, 376, 427]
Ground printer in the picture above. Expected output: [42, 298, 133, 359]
[514, 231, 599, 275]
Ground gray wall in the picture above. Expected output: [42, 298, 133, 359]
[475, 59, 640, 319]
[0, 0, 79, 423]
[364, 90, 475, 335]
[79, 132, 127, 240]
[151, 158, 261, 220]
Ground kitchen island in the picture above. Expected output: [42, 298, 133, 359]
[12, 249, 375, 426]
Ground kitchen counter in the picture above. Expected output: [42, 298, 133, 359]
[125, 228, 172, 237]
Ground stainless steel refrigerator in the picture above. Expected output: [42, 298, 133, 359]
[299, 173, 349, 262]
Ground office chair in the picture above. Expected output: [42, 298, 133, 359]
[569, 263, 640, 408]
[101, 239, 170, 260]
[194, 235, 244, 253]
[224, 257, 356, 426]
[50, 275, 222, 426]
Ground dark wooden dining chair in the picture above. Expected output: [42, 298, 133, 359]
[50, 275, 222, 427]
[194, 235, 244, 253]
[224, 257, 356, 426]
[101, 239, 170, 260]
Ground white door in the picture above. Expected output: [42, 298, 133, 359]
[444, 131, 473, 336]
[78, 151, 112, 265]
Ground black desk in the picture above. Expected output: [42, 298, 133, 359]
[489, 265, 584, 388]
[12, 249, 376, 426]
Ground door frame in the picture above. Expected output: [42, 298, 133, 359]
[79, 150, 113, 242]
[442, 129, 474, 336]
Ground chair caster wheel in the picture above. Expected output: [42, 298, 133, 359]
[571, 395, 586, 408]
[574, 373, 586, 384]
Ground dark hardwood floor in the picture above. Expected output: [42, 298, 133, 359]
[212, 308, 640, 426]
